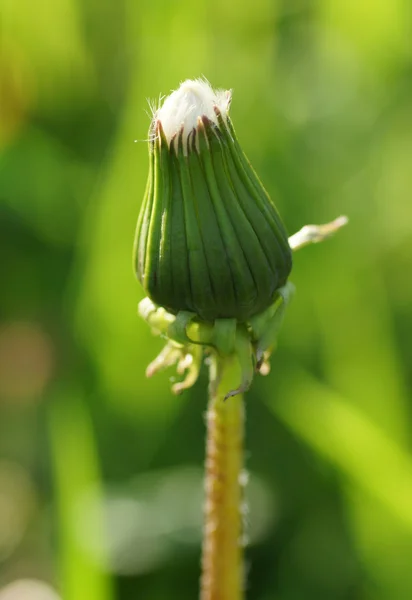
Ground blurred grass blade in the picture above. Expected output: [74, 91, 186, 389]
[48, 390, 114, 600]
[271, 368, 412, 529]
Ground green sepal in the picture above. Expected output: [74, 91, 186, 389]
[252, 282, 295, 363]
[224, 325, 255, 401]
[213, 318, 237, 357]
[167, 310, 197, 345]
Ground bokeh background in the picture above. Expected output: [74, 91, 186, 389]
[1, 0, 412, 598]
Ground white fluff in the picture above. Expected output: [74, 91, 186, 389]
[155, 79, 231, 145]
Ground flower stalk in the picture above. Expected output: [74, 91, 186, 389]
[201, 356, 245, 600]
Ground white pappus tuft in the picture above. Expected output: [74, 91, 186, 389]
[154, 78, 232, 145]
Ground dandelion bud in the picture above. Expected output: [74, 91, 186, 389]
[134, 79, 292, 322]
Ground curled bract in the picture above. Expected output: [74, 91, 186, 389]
[139, 284, 293, 400]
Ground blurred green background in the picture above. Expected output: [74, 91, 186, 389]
[1, 0, 412, 598]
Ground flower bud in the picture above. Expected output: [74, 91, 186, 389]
[134, 79, 292, 322]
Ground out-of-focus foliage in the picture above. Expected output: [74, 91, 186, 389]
[1, 0, 412, 598]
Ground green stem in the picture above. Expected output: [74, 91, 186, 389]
[200, 355, 245, 600]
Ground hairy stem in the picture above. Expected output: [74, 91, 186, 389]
[200, 355, 245, 600]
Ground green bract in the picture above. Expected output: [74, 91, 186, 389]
[134, 100, 292, 323]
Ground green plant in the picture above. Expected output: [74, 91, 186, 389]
[134, 79, 347, 600]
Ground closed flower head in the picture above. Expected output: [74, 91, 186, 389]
[134, 78, 292, 323]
